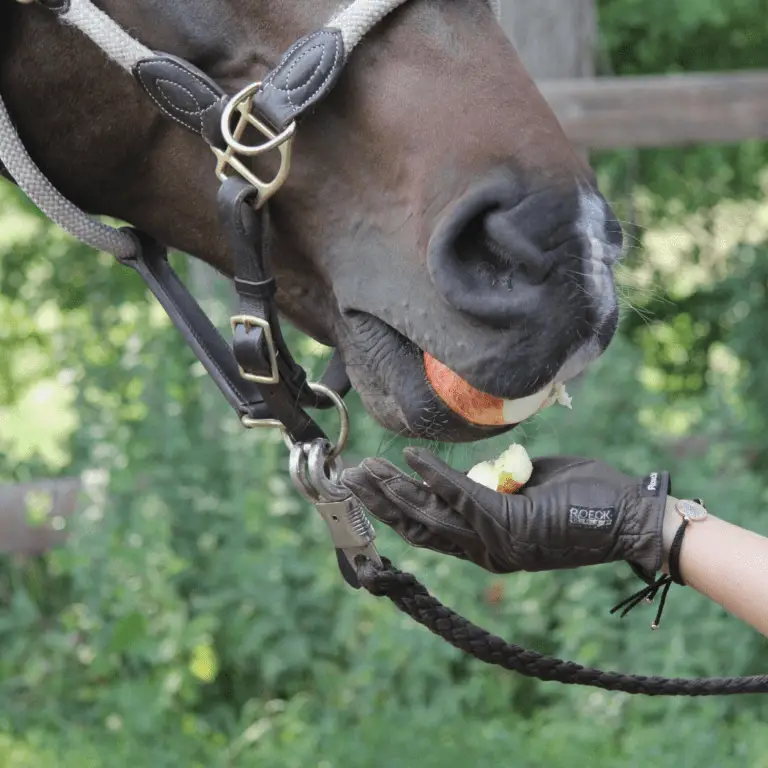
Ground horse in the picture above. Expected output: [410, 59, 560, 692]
[0, 0, 623, 445]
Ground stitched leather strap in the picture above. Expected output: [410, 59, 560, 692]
[116, 229, 269, 420]
[116, 228, 348, 438]
[218, 178, 334, 442]
[251, 28, 346, 131]
[132, 54, 228, 142]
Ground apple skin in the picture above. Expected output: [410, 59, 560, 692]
[424, 353, 505, 426]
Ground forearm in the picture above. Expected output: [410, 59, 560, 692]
[662, 498, 768, 637]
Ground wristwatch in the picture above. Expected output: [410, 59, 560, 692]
[675, 498, 709, 523]
[669, 498, 708, 585]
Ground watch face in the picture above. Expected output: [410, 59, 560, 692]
[676, 499, 708, 521]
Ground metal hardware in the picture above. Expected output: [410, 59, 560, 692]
[240, 414, 296, 449]
[675, 499, 708, 522]
[316, 497, 381, 584]
[213, 82, 295, 207]
[289, 438, 381, 588]
[239, 381, 349, 460]
[230, 314, 279, 385]
[289, 442, 323, 502]
[307, 381, 349, 462]
[307, 440, 348, 500]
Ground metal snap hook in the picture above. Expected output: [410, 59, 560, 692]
[307, 439, 348, 502]
[289, 442, 323, 503]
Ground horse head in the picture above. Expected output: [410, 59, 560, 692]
[1, 0, 622, 442]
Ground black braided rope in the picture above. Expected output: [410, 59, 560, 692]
[356, 558, 768, 696]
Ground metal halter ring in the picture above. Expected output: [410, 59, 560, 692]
[289, 439, 346, 504]
[308, 381, 350, 462]
[220, 83, 297, 155]
[240, 381, 349, 460]
[213, 82, 296, 207]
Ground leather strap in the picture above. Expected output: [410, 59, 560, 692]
[132, 54, 228, 143]
[36, 0, 70, 11]
[251, 29, 345, 132]
[668, 519, 689, 586]
[116, 229, 270, 421]
[218, 177, 338, 443]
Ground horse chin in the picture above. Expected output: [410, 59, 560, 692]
[339, 313, 509, 442]
[340, 302, 616, 443]
[339, 311, 603, 443]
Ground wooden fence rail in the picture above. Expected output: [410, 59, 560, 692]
[540, 70, 768, 150]
[0, 478, 82, 556]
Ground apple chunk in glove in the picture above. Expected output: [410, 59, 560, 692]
[342, 448, 670, 578]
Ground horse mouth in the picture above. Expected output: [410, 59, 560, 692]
[341, 311, 594, 442]
[423, 353, 572, 426]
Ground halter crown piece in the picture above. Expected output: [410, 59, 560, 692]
[2, 0, 767, 697]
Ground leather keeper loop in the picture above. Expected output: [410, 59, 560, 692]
[234, 276, 277, 300]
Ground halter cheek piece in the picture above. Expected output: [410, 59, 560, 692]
[5, 0, 768, 697]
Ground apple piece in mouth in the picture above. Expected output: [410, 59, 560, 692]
[467, 444, 533, 494]
[424, 353, 571, 426]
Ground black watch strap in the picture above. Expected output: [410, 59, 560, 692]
[668, 519, 690, 586]
[668, 498, 709, 586]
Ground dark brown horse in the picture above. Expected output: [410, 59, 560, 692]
[0, 0, 622, 443]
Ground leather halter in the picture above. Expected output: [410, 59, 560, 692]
[1, 0, 391, 447]
[1, 0, 503, 449]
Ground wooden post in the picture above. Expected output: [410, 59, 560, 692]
[496, 0, 596, 81]
[497, 0, 596, 162]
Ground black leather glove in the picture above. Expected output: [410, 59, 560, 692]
[342, 448, 670, 578]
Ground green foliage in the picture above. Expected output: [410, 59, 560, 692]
[2, 2, 768, 764]
[595, 0, 768, 218]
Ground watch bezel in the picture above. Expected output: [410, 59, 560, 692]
[675, 498, 708, 522]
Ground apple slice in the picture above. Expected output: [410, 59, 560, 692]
[467, 443, 533, 494]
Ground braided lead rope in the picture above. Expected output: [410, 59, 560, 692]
[356, 558, 768, 696]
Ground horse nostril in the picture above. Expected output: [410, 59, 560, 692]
[427, 176, 620, 331]
[427, 204, 561, 329]
[483, 209, 556, 285]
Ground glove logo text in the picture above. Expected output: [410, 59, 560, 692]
[568, 505, 616, 529]
[640, 472, 664, 497]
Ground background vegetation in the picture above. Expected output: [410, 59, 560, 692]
[1, 1, 767, 765]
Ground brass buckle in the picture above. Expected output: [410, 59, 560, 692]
[213, 82, 296, 208]
[230, 314, 279, 385]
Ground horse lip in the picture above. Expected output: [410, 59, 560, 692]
[345, 307, 554, 403]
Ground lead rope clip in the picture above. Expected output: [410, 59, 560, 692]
[289, 438, 381, 588]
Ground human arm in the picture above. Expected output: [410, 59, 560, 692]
[343, 449, 768, 638]
[661, 499, 768, 636]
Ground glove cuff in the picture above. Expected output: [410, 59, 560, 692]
[621, 471, 671, 580]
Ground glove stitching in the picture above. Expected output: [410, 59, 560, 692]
[382, 477, 481, 539]
[411, 458, 526, 549]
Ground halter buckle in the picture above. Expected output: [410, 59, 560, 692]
[230, 314, 280, 385]
[213, 82, 296, 207]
